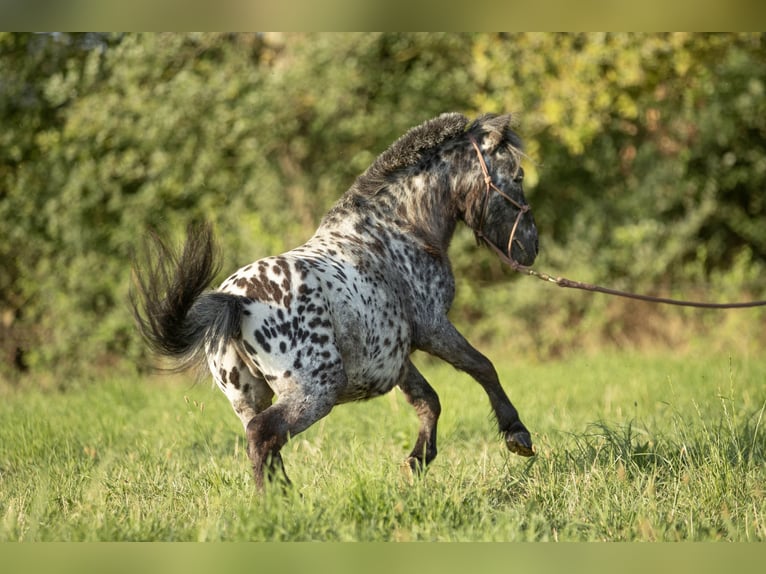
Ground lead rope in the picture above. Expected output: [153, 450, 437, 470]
[468, 135, 766, 309]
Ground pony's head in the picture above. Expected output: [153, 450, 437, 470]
[464, 114, 538, 266]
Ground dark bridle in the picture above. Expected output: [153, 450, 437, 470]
[467, 134, 531, 262]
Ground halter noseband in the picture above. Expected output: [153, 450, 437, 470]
[467, 134, 531, 265]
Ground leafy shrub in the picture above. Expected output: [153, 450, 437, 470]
[1, 33, 764, 381]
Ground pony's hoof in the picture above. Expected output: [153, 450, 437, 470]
[505, 430, 535, 457]
[400, 459, 416, 485]
[406, 456, 422, 472]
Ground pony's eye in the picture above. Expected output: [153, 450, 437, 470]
[514, 167, 525, 183]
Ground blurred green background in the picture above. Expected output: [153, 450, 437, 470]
[1, 32, 764, 383]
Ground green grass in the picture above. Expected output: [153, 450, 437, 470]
[1, 350, 764, 541]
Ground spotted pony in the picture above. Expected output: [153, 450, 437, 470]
[132, 113, 539, 489]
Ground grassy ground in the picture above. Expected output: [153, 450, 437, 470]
[1, 349, 764, 541]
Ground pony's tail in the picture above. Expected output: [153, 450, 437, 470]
[131, 222, 246, 373]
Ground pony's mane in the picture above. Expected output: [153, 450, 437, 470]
[351, 113, 526, 196]
[352, 112, 469, 194]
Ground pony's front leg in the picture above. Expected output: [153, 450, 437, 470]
[423, 322, 535, 457]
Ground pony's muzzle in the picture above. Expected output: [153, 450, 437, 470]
[509, 213, 538, 266]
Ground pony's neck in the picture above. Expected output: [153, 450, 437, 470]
[320, 142, 480, 258]
[376, 144, 478, 257]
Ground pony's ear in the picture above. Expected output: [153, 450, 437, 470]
[483, 114, 512, 150]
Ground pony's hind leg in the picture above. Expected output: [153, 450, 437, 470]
[208, 344, 280, 485]
[208, 344, 274, 428]
[398, 361, 441, 472]
[209, 346, 297, 489]
[244, 368, 344, 490]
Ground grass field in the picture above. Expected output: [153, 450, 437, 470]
[1, 349, 764, 541]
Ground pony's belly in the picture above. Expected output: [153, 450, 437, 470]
[332, 304, 411, 402]
[335, 350, 409, 402]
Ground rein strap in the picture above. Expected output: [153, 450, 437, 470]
[467, 135, 766, 309]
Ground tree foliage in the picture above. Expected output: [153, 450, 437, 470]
[1, 33, 764, 380]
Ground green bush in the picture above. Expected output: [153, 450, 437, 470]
[1, 33, 764, 381]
